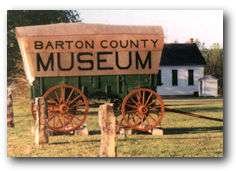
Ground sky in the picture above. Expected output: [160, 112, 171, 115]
[79, 10, 223, 48]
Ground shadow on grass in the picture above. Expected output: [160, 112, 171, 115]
[89, 130, 101, 135]
[118, 126, 223, 142]
[88, 111, 98, 115]
[165, 103, 219, 107]
[48, 126, 223, 145]
[49, 141, 70, 145]
[164, 126, 223, 135]
[89, 126, 223, 136]
[165, 108, 223, 122]
[132, 126, 223, 135]
[168, 106, 223, 113]
[86, 126, 223, 135]
[49, 139, 100, 145]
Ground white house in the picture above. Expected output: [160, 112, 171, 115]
[199, 75, 218, 97]
[156, 43, 206, 96]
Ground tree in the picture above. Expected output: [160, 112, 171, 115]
[205, 43, 223, 95]
[194, 38, 206, 50]
[7, 10, 81, 86]
[196, 42, 224, 95]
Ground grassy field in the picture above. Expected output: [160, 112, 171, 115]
[8, 90, 223, 157]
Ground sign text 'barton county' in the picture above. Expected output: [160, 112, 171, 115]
[16, 23, 164, 82]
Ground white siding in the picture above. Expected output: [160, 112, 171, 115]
[156, 66, 204, 95]
[199, 79, 218, 97]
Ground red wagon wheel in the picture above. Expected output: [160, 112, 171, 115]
[39, 84, 89, 132]
[120, 88, 164, 131]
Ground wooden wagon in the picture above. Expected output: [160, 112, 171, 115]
[16, 23, 165, 133]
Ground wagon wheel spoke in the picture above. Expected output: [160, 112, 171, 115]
[52, 115, 56, 128]
[69, 103, 85, 109]
[149, 107, 161, 113]
[60, 113, 72, 128]
[125, 110, 137, 120]
[58, 113, 66, 127]
[129, 115, 136, 126]
[136, 91, 141, 104]
[70, 116, 83, 127]
[148, 114, 158, 122]
[145, 92, 153, 106]
[126, 111, 143, 128]
[131, 113, 142, 126]
[57, 116, 64, 128]
[69, 105, 85, 111]
[126, 103, 137, 109]
[149, 114, 161, 127]
[50, 114, 61, 129]
[66, 88, 75, 102]
[125, 113, 134, 126]
[130, 97, 138, 106]
[74, 116, 83, 123]
[54, 90, 60, 103]
[70, 99, 84, 108]
[48, 112, 57, 123]
[120, 111, 130, 127]
[47, 98, 58, 104]
[69, 95, 82, 106]
[126, 109, 137, 113]
[60, 85, 65, 103]
[146, 99, 157, 108]
[62, 113, 74, 123]
[142, 90, 145, 105]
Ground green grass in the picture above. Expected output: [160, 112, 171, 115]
[8, 93, 223, 157]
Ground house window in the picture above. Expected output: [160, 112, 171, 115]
[172, 70, 178, 86]
[188, 70, 194, 85]
[157, 70, 162, 85]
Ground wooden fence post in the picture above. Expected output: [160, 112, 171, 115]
[34, 97, 48, 146]
[7, 88, 14, 127]
[98, 103, 117, 157]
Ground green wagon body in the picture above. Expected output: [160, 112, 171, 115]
[32, 74, 158, 99]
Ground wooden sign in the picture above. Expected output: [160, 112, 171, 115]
[16, 23, 164, 84]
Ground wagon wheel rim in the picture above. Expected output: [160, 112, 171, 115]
[120, 88, 164, 131]
[43, 84, 89, 132]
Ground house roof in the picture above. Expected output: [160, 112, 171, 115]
[199, 75, 218, 81]
[160, 43, 206, 66]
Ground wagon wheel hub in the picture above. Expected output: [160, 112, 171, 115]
[59, 103, 69, 113]
[138, 105, 148, 115]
